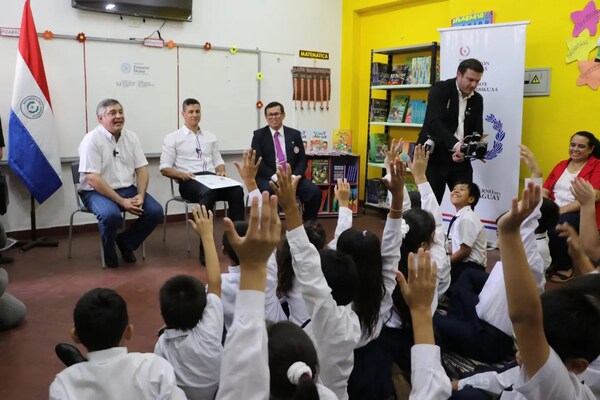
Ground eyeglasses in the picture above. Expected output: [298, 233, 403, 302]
[267, 112, 282, 118]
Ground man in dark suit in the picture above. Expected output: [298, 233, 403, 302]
[417, 58, 485, 204]
[251, 101, 321, 220]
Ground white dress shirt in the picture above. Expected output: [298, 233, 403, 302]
[450, 206, 487, 267]
[49, 347, 187, 400]
[409, 344, 452, 400]
[287, 225, 361, 400]
[78, 125, 148, 191]
[154, 293, 224, 400]
[160, 126, 225, 174]
[455, 81, 475, 142]
[476, 199, 543, 336]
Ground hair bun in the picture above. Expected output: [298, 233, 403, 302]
[287, 361, 312, 384]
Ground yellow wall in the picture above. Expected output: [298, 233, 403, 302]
[341, 0, 600, 198]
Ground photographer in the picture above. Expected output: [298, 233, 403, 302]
[417, 58, 485, 204]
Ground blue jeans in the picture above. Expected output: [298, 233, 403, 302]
[80, 186, 163, 258]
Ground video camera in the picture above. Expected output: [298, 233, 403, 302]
[460, 132, 488, 160]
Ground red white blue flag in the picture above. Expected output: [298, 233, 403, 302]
[9, 0, 62, 203]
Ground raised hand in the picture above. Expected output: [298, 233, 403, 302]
[407, 144, 428, 183]
[396, 248, 437, 312]
[234, 149, 262, 192]
[334, 178, 351, 208]
[382, 158, 406, 195]
[519, 144, 542, 178]
[384, 138, 403, 173]
[497, 181, 541, 234]
[188, 205, 214, 240]
[571, 177, 596, 207]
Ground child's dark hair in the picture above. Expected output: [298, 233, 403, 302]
[268, 321, 320, 400]
[392, 209, 436, 332]
[541, 274, 600, 363]
[535, 197, 560, 234]
[319, 248, 358, 306]
[73, 288, 129, 352]
[408, 190, 422, 209]
[159, 275, 207, 330]
[277, 220, 326, 297]
[454, 181, 481, 209]
[222, 221, 249, 265]
[337, 228, 384, 337]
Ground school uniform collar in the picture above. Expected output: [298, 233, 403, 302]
[87, 346, 128, 363]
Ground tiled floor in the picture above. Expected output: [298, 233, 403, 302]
[0, 210, 500, 399]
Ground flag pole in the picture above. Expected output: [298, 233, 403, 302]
[19, 195, 58, 252]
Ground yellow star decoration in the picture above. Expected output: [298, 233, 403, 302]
[256, 72, 264, 80]
[577, 60, 600, 90]
[566, 31, 598, 63]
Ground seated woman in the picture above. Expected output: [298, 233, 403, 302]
[543, 131, 600, 282]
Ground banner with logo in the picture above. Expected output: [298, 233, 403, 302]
[8, 0, 62, 203]
[438, 22, 528, 246]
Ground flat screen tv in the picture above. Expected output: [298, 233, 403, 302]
[72, 0, 193, 22]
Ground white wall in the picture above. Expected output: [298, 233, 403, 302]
[0, 0, 342, 233]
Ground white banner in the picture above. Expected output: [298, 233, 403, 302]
[439, 22, 529, 246]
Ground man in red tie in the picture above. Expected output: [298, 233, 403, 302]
[251, 101, 321, 220]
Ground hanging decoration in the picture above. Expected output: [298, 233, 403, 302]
[229, 46, 237, 54]
[204, 42, 212, 51]
[42, 30, 54, 40]
[577, 60, 600, 89]
[166, 40, 176, 49]
[256, 72, 264, 80]
[76, 32, 86, 43]
[291, 66, 331, 111]
[566, 31, 597, 62]
[256, 100, 264, 109]
[570, 0, 600, 37]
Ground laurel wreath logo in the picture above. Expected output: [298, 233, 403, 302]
[483, 113, 505, 160]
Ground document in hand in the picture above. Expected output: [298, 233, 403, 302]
[194, 175, 242, 190]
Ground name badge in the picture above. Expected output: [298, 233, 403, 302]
[293, 146, 300, 154]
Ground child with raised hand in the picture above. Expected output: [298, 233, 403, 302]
[155, 205, 224, 400]
[396, 248, 451, 400]
[568, 177, 600, 264]
[497, 181, 599, 399]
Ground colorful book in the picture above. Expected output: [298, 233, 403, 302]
[370, 99, 389, 122]
[332, 129, 352, 153]
[387, 95, 410, 122]
[371, 62, 390, 86]
[300, 129, 309, 151]
[309, 129, 329, 152]
[332, 165, 346, 183]
[368, 132, 388, 163]
[319, 188, 329, 212]
[305, 159, 312, 181]
[311, 159, 329, 184]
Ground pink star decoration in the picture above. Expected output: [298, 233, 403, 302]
[577, 60, 600, 90]
[571, 1, 600, 37]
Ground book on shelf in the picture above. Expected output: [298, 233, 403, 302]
[371, 62, 390, 86]
[366, 179, 388, 206]
[349, 188, 358, 213]
[309, 129, 329, 152]
[300, 129, 309, 151]
[332, 129, 352, 153]
[370, 99, 389, 122]
[331, 164, 359, 183]
[332, 165, 345, 183]
[368, 132, 388, 163]
[388, 64, 410, 85]
[305, 159, 312, 181]
[410, 56, 431, 84]
[387, 95, 410, 122]
[405, 100, 426, 124]
[319, 188, 329, 212]
[311, 159, 329, 184]
[400, 141, 417, 163]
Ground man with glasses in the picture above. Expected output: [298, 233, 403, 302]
[79, 99, 164, 268]
[251, 101, 321, 220]
[160, 97, 245, 231]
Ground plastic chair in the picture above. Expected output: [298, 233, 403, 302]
[67, 161, 145, 267]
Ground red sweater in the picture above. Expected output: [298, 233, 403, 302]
[543, 155, 600, 229]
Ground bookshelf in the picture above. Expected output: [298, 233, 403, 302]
[305, 153, 360, 217]
[365, 42, 439, 212]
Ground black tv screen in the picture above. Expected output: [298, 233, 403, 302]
[72, 0, 193, 22]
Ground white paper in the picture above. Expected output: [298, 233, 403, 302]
[194, 175, 242, 190]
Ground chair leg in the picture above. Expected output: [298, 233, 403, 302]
[185, 203, 191, 253]
[163, 199, 173, 242]
[142, 241, 146, 259]
[100, 240, 106, 268]
[67, 210, 79, 259]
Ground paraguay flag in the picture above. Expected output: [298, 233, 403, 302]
[8, 0, 62, 204]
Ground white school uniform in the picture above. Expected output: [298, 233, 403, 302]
[450, 206, 487, 267]
[476, 200, 544, 336]
[49, 347, 187, 400]
[287, 226, 361, 400]
[154, 293, 224, 400]
[409, 344, 452, 400]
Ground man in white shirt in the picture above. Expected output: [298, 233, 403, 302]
[160, 98, 245, 222]
[78, 99, 163, 268]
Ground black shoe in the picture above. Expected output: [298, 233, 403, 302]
[116, 235, 136, 263]
[55, 343, 87, 367]
[104, 254, 119, 268]
[0, 255, 14, 264]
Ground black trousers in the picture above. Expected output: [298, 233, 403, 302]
[178, 173, 245, 221]
[547, 211, 580, 270]
[426, 159, 474, 205]
[256, 177, 321, 221]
